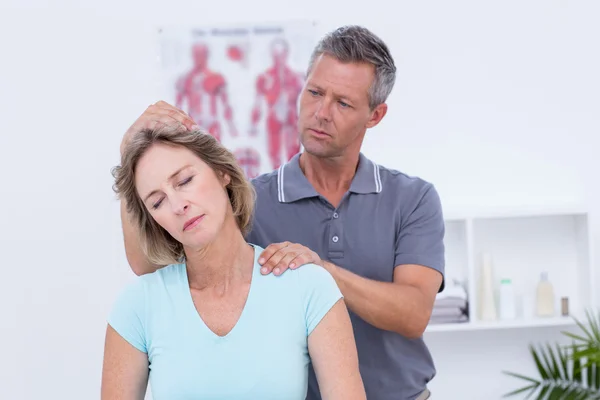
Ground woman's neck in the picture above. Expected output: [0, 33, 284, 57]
[184, 218, 254, 291]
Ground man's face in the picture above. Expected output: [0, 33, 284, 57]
[297, 53, 387, 158]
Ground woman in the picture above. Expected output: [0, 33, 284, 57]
[102, 125, 366, 399]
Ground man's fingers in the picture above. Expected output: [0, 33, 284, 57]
[153, 101, 197, 130]
[261, 250, 288, 272]
[258, 242, 293, 275]
[260, 250, 287, 275]
[272, 251, 303, 276]
[286, 252, 314, 270]
[288, 252, 319, 270]
[257, 243, 322, 276]
[258, 242, 290, 265]
[147, 106, 194, 129]
[164, 107, 197, 130]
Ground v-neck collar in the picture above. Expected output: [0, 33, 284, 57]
[181, 244, 259, 342]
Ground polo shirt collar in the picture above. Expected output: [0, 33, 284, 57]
[277, 152, 383, 203]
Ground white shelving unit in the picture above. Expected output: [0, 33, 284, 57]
[426, 205, 595, 333]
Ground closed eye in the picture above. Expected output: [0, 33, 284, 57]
[152, 198, 164, 209]
[179, 176, 193, 186]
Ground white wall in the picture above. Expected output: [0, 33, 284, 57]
[1, 0, 599, 399]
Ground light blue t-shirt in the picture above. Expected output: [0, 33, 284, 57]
[108, 244, 343, 399]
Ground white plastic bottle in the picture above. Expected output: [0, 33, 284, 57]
[499, 278, 516, 320]
[536, 272, 555, 317]
[479, 253, 497, 321]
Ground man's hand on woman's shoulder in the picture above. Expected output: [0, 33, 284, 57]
[258, 241, 324, 276]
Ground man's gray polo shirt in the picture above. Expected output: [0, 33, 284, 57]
[246, 152, 445, 400]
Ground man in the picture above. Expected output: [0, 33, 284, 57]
[119, 25, 444, 400]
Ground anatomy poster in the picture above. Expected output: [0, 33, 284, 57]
[157, 21, 317, 178]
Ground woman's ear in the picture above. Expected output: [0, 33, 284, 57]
[220, 172, 231, 187]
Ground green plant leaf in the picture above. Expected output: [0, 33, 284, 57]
[563, 331, 590, 343]
[562, 385, 582, 400]
[585, 309, 600, 342]
[502, 383, 539, 398]
[587, 362, 594, 390]
[531, 345, 550, 381]
[547, 343, 564, 380]
[536, 385, 550, 399]
[575, 313, 594, 339]
[547, 386, 563, 400]
[504, 308, 600, 399]
[540, 343, 557, 380]
[503, 371, 540, 384]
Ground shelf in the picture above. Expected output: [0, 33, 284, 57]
[426, 316, 577, 333]
[434, 206, 594, 333]
[443, 204, 588, 221]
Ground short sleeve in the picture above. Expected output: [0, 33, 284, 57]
[107, 277, 148, 353]
[394, 183, 446, 288]
[298, 264, 343, 336]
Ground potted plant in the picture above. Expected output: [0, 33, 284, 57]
[503, 310, 600, 399]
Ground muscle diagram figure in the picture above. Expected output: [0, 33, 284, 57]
[234, 147, 262, 179]
[249, 38, 304, 170]
[176, 43, 238, 142]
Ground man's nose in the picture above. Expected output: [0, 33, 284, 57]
[315, 98, 332, 122]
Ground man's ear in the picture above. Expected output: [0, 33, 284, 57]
[365, 103, 388, 129]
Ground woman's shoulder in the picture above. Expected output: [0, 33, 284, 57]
[250, 244, 337, 290]
[293, 263, 336, 285]
[122, 263, 186, 294]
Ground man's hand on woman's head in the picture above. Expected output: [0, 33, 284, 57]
[121, 101, 199, 155]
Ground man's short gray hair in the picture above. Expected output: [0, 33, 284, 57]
[307, 25, 397, 110]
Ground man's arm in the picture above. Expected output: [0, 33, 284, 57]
[259, 249, 443, 338]
[259, 183, 445, 338]
[323, 262, 442, 338]
[118, 101, 197, 275]
[120, 200, 161, 276]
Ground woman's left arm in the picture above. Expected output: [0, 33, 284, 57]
[308, 299, 366, 400]
[101, 324, 149, 400]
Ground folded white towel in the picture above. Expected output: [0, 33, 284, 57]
[435, 282, 467, 301]
[432, 307, 466, 318]
[430, 314, 469, 324]
[434, 298, 468, 308]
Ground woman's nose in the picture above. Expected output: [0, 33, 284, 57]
[171, 196, 190, 215]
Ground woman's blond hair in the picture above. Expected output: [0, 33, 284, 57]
[111, 126, 256, 266]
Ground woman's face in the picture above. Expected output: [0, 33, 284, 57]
[134, 143, 231, 251]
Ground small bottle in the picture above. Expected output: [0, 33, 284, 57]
[479, 253, 497, 321]
[561, 297, 569, 316]
[536, 272, 555, 317]
[499, 278, 516, 320]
